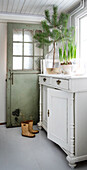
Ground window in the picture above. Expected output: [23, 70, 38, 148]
[79, 15, 87, 72]
[76, 12, 87, 73]
[13, 29, 43, 70]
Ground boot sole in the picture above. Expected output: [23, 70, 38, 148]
[22, 134, 35, 138]
[32, 131, 39, 134]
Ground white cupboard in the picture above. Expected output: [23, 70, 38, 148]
[38, 74, 87, 168]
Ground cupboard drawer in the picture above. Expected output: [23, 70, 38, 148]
[52, 78, 69, 90]
[39, 76, 50, 86]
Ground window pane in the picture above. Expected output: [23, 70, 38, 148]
[34, 57, 40, 70]
[80, 15, 87, 72]
[80, 16, 87, 57]
[24, 57, 33, 69]
[24, 43, 33, 56]
[13, 29, 23, 41]
[24, 30, 33, 42]
[13, 43, 22, 55]
[34, 43, 43, 56]
[13, 57, 22, 70]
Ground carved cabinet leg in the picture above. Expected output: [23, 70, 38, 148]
[37, 122, 42, 130]
[66, 156, 77, 168]
[68, 163, 77, 168]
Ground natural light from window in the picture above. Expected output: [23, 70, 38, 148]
[79, 14, 87, 73]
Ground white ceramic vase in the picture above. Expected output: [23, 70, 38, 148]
[61, 64, 72, 74]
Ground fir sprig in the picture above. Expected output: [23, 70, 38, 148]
[34, 5, 76, 68]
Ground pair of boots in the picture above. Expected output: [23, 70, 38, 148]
[21, 120, 39, 138]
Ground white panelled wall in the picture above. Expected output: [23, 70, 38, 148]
[0, 23, 7, 123]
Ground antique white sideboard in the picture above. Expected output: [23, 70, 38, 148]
[38, 74, 87, 168]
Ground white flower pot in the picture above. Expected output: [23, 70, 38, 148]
[61, 64, 72, 74]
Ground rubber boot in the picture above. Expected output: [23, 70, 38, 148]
[28, 120, 39, 134]
[21, 122, 35, 138]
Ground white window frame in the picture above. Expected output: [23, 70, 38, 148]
[75, 8, 87, 72]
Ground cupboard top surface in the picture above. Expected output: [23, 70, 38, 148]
[39, 74, 87, 80]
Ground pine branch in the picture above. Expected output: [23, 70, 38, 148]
[41, 21, 51, 36]
[57, 13, 69, 28]
[51, 6, 58, 27]
[45, 9, 51, 23]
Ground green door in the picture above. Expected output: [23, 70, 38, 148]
[7, 23, 44, 127]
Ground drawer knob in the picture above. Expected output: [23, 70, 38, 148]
[43, 78, 46, 82]
[56, 80, 61, 85]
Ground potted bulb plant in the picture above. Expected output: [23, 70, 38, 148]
[59, 29, 76, 74]
[34, 5, 75, 74]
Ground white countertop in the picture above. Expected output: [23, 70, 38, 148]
[39, 73, 87, 79]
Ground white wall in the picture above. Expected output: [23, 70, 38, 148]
[0, 23, 7, 123]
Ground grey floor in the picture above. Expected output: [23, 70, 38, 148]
[0, 126, 87, 170]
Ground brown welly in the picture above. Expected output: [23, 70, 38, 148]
[21, 122, 35, 138]
[28, 120, 39, 134]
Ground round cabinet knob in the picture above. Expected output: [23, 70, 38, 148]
[56, 80, 61, 85]
[43, 78, 46, 82]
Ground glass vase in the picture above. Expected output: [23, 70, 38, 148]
[45, 47, 60, 74]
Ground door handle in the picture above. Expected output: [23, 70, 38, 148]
[48, 110, 50, 117]
[9, 70, 14, 85]
[11, 73, 13, 85]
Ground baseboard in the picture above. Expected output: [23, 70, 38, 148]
[0, 122, 6, 125]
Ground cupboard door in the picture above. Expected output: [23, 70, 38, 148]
[47, 88, 73, 151]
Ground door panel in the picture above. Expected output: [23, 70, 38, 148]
[11, 73, 39, 126]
